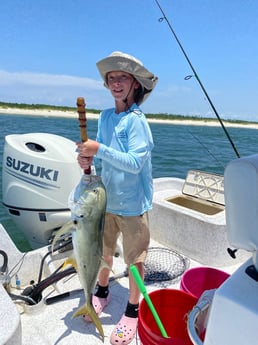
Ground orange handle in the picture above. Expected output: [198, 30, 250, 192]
[76, 97, 91, 174]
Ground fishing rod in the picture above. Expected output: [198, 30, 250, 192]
[154, 0, 240, 158]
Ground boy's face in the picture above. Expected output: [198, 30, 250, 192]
[107, 71, 140, 103]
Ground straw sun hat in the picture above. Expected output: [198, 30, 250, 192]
[96, 51, 158, 104]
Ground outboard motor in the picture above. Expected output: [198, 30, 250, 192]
[2, 133, 83, 249]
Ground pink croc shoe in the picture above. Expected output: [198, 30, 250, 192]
[83, 293, 111, 322]
[110, 314, 138, 345]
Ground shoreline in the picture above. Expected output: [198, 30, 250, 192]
[1, 107, 258, 129]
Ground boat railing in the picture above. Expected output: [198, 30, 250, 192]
[187, 289, 216, 345]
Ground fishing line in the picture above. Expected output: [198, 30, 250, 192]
[188, 129, 225, 170]
[8, 252, 28, 279]
[154, 0, 240, 158]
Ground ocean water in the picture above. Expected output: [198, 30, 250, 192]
[1, 113, 258, 251]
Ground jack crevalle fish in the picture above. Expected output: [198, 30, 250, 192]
[52, 175, 107, 342]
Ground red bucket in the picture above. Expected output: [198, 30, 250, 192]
[138, 289, 198, 345]
[180, 267, 230, 299]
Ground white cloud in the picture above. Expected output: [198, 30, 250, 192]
[0, 70, 112, 109]
[0, 70, 103, 88]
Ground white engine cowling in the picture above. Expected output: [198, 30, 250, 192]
[2, 133, 83, 249]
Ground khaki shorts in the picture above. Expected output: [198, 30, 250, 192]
[103, 212, 150, 265]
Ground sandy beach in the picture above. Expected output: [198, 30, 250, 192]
[1, 107, 258, 129]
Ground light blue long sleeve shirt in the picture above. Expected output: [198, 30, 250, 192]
[95, 104, 154, 216]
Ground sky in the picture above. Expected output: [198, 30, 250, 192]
[0, 0, 258, 122]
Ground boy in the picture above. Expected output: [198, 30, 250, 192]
[77, 51, 158, 345]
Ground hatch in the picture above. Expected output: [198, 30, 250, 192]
[166, 170, 224, 215]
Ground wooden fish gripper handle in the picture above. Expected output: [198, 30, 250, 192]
[76, 97, 91, 175]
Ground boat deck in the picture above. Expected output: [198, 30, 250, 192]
[4, 236, 242, 345]
[14, 241, 176, 344]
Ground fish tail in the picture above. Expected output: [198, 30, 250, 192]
[72, 302, 105, 342]
[62, 254, 78, 271]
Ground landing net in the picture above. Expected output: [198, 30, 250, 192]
[144, 247, 189, 287]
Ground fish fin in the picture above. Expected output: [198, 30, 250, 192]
[62, 254, 78, 271]
[51, 220, 74, 253]
[72, 302, 105, 342]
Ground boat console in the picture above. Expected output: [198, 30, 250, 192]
[199, 154, 258, 344]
